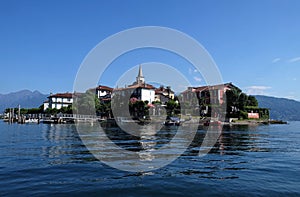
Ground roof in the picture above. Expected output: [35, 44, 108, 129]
[48, 93, 73, 98]
[180, 87, 204, 94]
[155, 92, 172, 100]
[96, 85, 113, 92]
[155, 86, 175, 94]
[48, 92, 85, 99]
[195, 86, 209, 92]
[114, 83, 155, 91]
[207, 82, 238, 90]
[180, 82, 239, 94]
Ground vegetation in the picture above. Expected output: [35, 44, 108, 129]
[74, 90, 98, 115]
[165, 99, 180, 116]
[224, 87, 268, 120]
[4, 104, 73, 116]
[44, 105, 73, 115]
[129, 99, 150, 119]
[5, 105, 43, 115]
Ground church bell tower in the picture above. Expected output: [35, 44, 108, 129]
[136, 65, 145, 85]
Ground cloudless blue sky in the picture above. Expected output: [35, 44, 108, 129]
[1, 0, 300, 100]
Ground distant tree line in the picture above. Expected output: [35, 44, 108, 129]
[4, 104, 73, 116]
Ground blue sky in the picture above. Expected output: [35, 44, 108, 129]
[1, 0, 300, 100]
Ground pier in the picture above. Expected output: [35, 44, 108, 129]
[41, 114, 100, 124]
[3, 112, 101, 124]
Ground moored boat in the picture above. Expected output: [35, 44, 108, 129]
[204, 120, 222, 126]
[164, 117, 181, 126]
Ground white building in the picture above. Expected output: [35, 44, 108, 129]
[113, 65, 155, 103]
[128, 84, 156, 103]
[95, 85, 113, 102]
[47, 93, 73, 110]
[127, 65, 155, 103]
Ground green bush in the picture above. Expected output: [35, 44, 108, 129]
[239, 111, 248, 120]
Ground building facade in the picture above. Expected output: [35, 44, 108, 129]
[95, 85, 113, 103]
[47, 93, 73, 110]
[113, 65, 155, 103]
[180, 83, 238, 105]
[154, 86, 175, 103]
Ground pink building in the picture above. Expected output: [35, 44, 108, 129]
[180, 83, 239, 105]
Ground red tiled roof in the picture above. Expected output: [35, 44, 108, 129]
[195, 86, 209, 92]
[180, 87, 204, 94]
[129, 83, 155, 89]
[96, 85, 113, 91]
[114, 83, 155, 91]
[180, 83, 237, 94]
[48, 93, 73, 98]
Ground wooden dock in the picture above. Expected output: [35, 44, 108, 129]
[3, 113, 102, 124]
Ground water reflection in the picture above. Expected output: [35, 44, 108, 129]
[40, 122, 271, 174]
[214, 125, 271, 155]
[172, 124, 274, 180]
[41, 124, 94, 164]
[139, 127, 157, 162]
[1, 121, 299, 196]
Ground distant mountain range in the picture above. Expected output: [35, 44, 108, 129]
[255, 95, 300, 121]
[0, 90, 48, 113]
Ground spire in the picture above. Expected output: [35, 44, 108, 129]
[138, 64, 143, 77]
[136, 64, 145, 85]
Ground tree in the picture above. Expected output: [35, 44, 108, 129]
[247, 95, 258, 107]
[237, 93, 248, 110]
[76, 90, 98, 115]
[225, 88, 240, 114]
[166, 99, 180, 116]
[128, 100, 150, 119]
[60, 105, 72, 114]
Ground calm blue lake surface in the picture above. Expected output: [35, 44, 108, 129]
[0, 121, 299, 196]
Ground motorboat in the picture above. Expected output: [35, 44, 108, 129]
[164, 117, 181, 126]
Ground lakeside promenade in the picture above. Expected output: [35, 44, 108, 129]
[2, 113, 286, 125]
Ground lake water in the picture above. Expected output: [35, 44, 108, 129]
[0, 121, 299, 196]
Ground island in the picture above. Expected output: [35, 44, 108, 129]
[2, 65, 284, 125]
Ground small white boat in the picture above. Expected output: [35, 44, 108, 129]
[25, 118, 39, 123]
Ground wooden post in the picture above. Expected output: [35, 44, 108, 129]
[9, 108, 13, 123]
[18, 105, 21, 123]
[8, 108, 11, 123]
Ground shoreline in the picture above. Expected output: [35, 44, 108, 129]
[1, 116, 288, 126]
[225, 119, 288, 125]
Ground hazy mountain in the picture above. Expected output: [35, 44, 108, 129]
[255, 95, 300, 121]
[0, 90, 48, 113]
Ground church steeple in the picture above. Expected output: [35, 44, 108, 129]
[136, 64, 145, 85]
